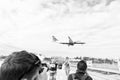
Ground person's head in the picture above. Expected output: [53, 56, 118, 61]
[0, 50, 44, 80]
[66, 57, 69, 60]
[65, 57, 69, 62]
[77, 60, 87, 72]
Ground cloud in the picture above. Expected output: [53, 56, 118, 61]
[0, 0, 120, 58]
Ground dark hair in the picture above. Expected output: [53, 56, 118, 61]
[0, 50, 41, 80]
[74, 60, 87, 79]
[77, 60, 87, 71]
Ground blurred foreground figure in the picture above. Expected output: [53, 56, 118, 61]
[64, 57, 70, 76]
[0, 50, 48, 80]
[68, 60, 93, 80]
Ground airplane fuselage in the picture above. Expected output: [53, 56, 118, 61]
[69, 43, 74, 45]
[52, 36, 85, 46]
[68, 42, 85, 46]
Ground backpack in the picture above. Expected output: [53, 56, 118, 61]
[72, 74, 88, 80]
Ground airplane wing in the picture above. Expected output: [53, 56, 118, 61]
[74, 42, 85, 44]
[59, 42, 70, 44]
[68, 36, 74, 43]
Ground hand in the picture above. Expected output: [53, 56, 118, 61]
[39, 67, 48, 80]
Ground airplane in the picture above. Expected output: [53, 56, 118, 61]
[52, 36, 85, 46]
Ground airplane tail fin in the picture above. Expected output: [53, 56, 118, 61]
[52, 36, 58, 42]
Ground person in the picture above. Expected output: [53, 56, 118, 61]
[64, 57, 70, 76]
[68, 60, 93, 80]
[58, 63, 62, 69]
[0, 50, 48, 80]
[49, 61, 58, 80]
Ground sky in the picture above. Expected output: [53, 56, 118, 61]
[0, 0, 120, 59]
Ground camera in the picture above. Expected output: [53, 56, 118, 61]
[41, 63, 48, 67]
[41, 63, 49, 71]
[49, 63, 58, 71]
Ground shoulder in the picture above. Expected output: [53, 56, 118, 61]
[68, 73, 75, 80]
[68, 73, 74, 77]
[86, 76, 93, 80]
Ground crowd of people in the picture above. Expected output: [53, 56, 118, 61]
[0, 50, 93, 80]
